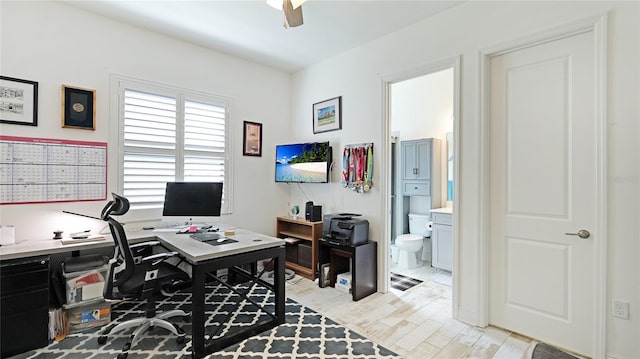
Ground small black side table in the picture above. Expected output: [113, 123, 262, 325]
[318, 239, 377, 301]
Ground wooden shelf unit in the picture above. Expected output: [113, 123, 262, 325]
[276, 216, 323, 280]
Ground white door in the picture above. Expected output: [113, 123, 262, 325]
[489, 30, 597, 356]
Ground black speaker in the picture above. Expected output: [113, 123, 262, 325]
[310, 205, 322, 222]
[305, 201, 314, 221]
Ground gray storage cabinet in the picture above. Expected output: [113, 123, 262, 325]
[401, 138, 440, 196]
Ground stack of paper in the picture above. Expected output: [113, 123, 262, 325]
[61, 235, 106, 245]
[66, 270, 105, 304]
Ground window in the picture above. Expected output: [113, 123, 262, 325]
[112, 76, 231, 215]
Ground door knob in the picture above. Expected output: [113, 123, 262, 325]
[565, 229, 590, 239]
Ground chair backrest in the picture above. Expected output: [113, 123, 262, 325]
[101, 193, 136, 300]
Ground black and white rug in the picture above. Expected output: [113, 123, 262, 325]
[529, 342, 580, 359]
[390, 272, 423, 292]
[11, 282, 401, 359]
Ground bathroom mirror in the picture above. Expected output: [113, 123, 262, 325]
[446, 131, 453, 201]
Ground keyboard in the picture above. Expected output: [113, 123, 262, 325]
[191, 232, 225, 242]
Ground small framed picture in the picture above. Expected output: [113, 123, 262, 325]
[319, 263, 331, 288]
[0, 76, 38, 126]
[62, 85, 96, 130]
[313, 96, 341, 134]
[243, 121, 262, 156]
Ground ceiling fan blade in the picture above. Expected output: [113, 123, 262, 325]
[291, 0, 306, 9]
[283, 0, 303, 27]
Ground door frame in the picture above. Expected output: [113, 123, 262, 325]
[380, 55, 461, 314]
[478, 14, 608, 357]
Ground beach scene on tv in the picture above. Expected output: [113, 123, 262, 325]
[275, 142, 329, 182]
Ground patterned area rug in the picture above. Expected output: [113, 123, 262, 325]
[390, 272, 423, 291]
[11, 282, 400, 359]
[530, 342, 580, 359]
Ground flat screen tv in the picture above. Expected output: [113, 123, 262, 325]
[275, 142, 331, 183]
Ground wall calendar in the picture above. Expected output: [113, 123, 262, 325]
[0, 135, 107, 204]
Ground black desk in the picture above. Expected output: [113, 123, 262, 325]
[189, 246, 285, 357]
[317, 239, 377, 301]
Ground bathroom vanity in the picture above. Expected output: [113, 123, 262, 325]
[430, 207, 453, 271]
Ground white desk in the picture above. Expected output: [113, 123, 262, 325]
[0, 227, 284, 262]
[0, 236, 115, 261]
[0, 226, 286, 359]
[146, 228, 284, 263]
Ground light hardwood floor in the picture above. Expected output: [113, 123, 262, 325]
[285, 272, 534, 359]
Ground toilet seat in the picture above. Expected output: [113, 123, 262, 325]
[394, 234, 423, 269]
[396, 233, 423, 242]
[396, 234, 423, 250]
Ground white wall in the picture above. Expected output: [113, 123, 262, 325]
[290, 2, 638, 358]
[391, 68, 453, 142]
[391, 68, 454, 207]
[0, 1, 292, 239]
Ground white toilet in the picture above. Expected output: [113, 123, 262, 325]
[394, 213, 431, 269]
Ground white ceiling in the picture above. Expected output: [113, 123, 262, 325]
[62, 0, 463, 73]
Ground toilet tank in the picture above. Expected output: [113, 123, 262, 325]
[408, 213, 431, 236]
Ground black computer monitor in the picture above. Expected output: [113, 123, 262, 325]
[162, 182, 223, 225]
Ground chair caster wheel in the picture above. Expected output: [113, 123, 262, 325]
[177, 336, 185, 344]
[97, 336, 107, 345]
[117, 353, 128, 359]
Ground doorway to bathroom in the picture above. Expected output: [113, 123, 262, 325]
[383, 59, 459, 308]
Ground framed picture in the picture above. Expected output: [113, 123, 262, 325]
[62, 85, 96, 130]
[0, 76, 38, 126]
[319, 263, 330, 288]
[313, 96, 341, 134]
[243, 121, 262, 156]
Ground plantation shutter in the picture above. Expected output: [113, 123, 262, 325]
[184, 99, 226, 183]
[122, 89, 227, 209]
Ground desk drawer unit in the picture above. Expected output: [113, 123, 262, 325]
[0, 256, 50, 358]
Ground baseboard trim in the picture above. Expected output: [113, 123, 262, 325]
[455, 306, 477, 326]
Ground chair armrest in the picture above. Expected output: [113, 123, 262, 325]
[130, 240, 161, 249]
[142, 251, 180, 266]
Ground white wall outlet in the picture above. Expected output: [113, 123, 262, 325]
[613, 300, 630, 320]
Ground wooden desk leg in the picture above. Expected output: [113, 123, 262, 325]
[191, 265, 206, 359]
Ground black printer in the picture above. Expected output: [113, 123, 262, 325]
[322, 213, 369, 246]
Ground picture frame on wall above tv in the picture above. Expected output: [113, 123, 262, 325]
[313, 96, 341, 134]
[275, 142, 331, 183]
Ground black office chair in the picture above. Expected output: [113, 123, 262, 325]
[97, 193, 190, 359]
